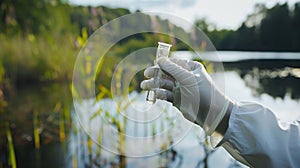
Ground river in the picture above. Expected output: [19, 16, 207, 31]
[1, 51, 300, 168]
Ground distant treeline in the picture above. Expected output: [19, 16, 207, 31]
[0, 0, 133, 36]
[196, 3, 300, 52]
[0, 0, 299, 85]
[2, 1, 299, 52]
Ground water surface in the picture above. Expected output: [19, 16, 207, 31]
[1, 51, 300, 168]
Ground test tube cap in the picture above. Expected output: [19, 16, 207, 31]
[158, 42, 172, 47]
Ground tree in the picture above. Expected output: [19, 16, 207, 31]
[245, 3, 267, 28]
[0, 0, 64, 34]
[291, 2, 300, 51]
[235, 23, 259, 50]
[198, 3, 300, 51]
[259, 3, 292, 51]
[194, 18, 211, 34]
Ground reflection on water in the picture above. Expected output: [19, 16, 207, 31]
[0, 83, 73, 167]
[242, 67, 300, 99]
[222, 59, 300, 100]
[1, 52, 300, 168]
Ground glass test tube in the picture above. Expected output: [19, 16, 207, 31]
[146, 42, 172, 104]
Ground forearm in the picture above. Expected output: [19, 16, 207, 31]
[220, 102, 300, 167]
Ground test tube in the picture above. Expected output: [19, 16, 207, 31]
[146, 42, 172, 104]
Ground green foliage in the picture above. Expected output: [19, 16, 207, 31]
[0, 1, 192, 87]
[2, 0, 297, 90]
[0, 0, 71, 35]
[0, 60, 5, 83]
[195, 18, 215, 34]
[0, 33, 76, 83]
[70, 6, 131, 34]
[5, 122, 16, 168]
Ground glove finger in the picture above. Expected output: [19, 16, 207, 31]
[144, 66, 157, 78]
[169, 58, 191, 70]
[140, 78, 175, 91]
[169, 58, 204, 71]
[144, 66, 175, 80]
[155, 89, 173, 102]
[157, 57, 192, 83]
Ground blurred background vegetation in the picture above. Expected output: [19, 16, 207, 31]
[0, 0, 300, 167]
[0, 1, 299, 87]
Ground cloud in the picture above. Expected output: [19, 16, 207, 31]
[180, 0, 197, 8]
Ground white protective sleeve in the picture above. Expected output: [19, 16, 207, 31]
[219, 102, 300, 168]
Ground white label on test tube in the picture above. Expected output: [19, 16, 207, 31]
[146, 42, 172, 104]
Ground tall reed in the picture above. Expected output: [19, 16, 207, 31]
[59, 107, 65, 142]
[33, 110, 40, 149]
[5, 122, 16, 168]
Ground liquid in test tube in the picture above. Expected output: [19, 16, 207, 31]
[146, 42, 172, 104]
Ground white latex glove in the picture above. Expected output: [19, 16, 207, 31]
[141, 57, 233, 135]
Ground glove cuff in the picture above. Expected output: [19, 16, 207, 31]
[203, 98, 230, 136]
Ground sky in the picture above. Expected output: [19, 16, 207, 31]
[69, 0, 300, 30]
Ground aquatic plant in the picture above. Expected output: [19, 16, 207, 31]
[5, 122, 16, 168]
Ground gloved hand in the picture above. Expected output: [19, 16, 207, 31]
[141, 57, 233, 135]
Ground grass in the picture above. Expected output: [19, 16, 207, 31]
[0, 33, 76, 83]
[59, 108, 66, 142]
[5, 122, 16, 168]
[33, 110, 40, 149]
